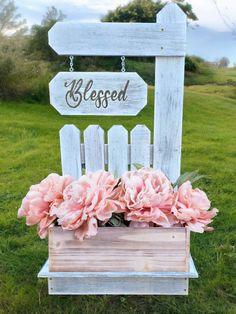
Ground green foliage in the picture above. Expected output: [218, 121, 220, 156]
[0, 28, 61, 102]
[133, 163, 144, 170]
[27, 7, 66, 62]
[185, 55, 198, 72]
[102, 0, 197, 22]
[173, 170, 205, 188]
[0, 56, 14, 97]
[0, 0, 27, 35]
[0, 87, 236, 313]
[41, 6, 65, 27]
[217, 56, 230, 68]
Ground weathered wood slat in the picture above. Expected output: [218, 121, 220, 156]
[108, 125, 128, 177]
[49, 21, 186, 56]
[81, 143, 154, 166]
[153, 3, 186, 183]
[39, 256, 198, 278]
[38, 256, 198, 295]
[59, 124, 153, 168]
[131, 125, 151, 170]
[84, 125, 105, 172]
[50, 72, 147, 116]
[49, 227, 190, 273]
[59, 125, 82, 179]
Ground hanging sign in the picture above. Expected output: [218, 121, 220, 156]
[49, 72, 147, 116]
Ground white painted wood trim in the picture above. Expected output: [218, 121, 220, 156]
[59, 125, 82, 179]
[49, 21, 186, 56]
[80, 143, 154, 166]
[108, 125, 128, 177]
[38, 256, 198, 279]
[48, 277, 189, 295]
[84, 125, 105, 172]
[131, 125, 151, 170]
[38, 256, 197, 295]
[153, 3, 186, 183]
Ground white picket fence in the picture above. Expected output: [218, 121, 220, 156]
[60, 124, 152, 179]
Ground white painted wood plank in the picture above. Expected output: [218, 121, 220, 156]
[108, 125, 128, 177]
[49, 22, 186, 56]
[49, 72, 147, 116]
[80, 143, 154, 166]
[131, 125, 151, 170]
[38, 256, 198, 279]
[153, 3, 186, 183]
[59, 125, 82, 179]
[48, 277, 188, 295]
[84, 125, 105, 172]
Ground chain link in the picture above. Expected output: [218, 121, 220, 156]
[69, 55, 74, 72]
[121, 56, 126, 72]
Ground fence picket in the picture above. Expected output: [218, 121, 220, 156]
[131, 125, 151, 170]
[84, 125, 105, 172]
[59, 125, 82, 179]
[108, 125, 128, 177]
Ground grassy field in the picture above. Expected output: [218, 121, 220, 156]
[185, 65, 236, 86]
[0, 86, 236, 314]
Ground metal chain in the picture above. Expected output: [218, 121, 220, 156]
[121, 56, 126, 72]
[69, 56, 74, 72]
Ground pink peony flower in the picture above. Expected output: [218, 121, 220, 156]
[118, 168, 176, 227]
[18, 173, 73, 238]
[172, 181, 218, 233]
[54, 170, 120, 240]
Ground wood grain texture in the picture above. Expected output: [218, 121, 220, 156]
[153, 3, 186, 183]
[39, 256, 198, 278]
[49, 21, 186, 57]
[131, 125, 151, 170]
[48, 276, 188, 295]
[60, 124, 154, 169]
[84, 125, 105, 172]
[49, 227, 190, 273]
[38, 256, 197, 295]
[59, 125, 82, 179]
[81, 143, 154, 166]
[49, 72, 147, 116]
[108, 125, 128, 177]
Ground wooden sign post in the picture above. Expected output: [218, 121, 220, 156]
[38, 3, 199, 297]
[50, 72, 147, 116]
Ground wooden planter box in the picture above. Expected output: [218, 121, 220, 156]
[49, 226, 190, 273]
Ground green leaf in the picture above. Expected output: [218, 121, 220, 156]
[173, 170, 205, 188]
[132, 163, 144, 170]
[107, 216, 127, 227]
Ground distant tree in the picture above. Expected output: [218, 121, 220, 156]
[28, 6, 66, 61]
[41, 5, 66, 27]
[218, 57, 230, 68]
[185, 56, 198, 72]
[102, 0, 197, 23]
[0, 0, 27, 36]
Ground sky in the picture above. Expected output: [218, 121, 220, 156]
[15, 0, 236, 65]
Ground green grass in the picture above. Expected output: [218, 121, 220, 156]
[0, 87, 236, 314]
[185, 67, 236, 86]
[186, 85, 236, 101]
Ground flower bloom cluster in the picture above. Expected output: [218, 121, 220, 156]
[18, 169, 218, 240]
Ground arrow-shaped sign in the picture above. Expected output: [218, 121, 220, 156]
[49, 72, 147, 116]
